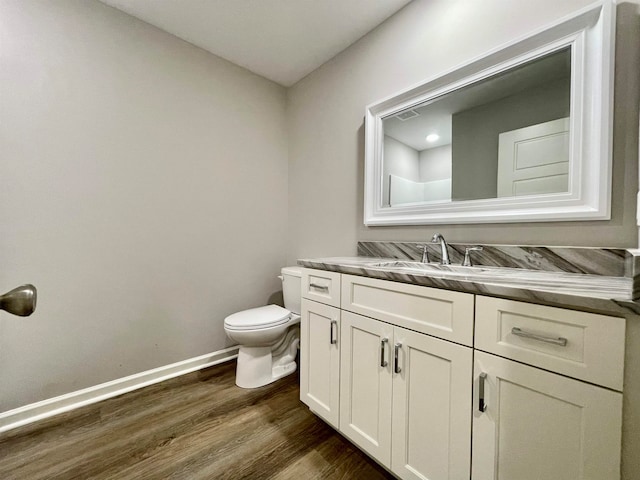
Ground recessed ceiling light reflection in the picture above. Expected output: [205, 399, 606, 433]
[426, 133, 440, 143]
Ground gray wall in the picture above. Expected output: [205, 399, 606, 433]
[419, 145, 452, 183]
[451, 78, 570, 201]
[287, 0, 640, 260]
[0, 0, 288, 410]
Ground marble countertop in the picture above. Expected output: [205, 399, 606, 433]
[298, 256, 640, 317]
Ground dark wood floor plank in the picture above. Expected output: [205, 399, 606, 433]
[1, 364, 261, 477]
[102, 387, 311, 479]
[0, 361, 394, 479]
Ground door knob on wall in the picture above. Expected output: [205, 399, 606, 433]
[0, 284, 37, 317]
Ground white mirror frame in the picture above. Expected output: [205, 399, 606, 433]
[364, 1, 615, 226]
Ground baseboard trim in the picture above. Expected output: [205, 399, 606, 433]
[0, 346, 239, 433]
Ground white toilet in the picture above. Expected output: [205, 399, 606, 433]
[224, 266, 302, 388]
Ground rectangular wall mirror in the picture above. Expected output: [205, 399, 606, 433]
[364, 1, 614, 226]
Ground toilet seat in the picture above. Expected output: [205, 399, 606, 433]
[224, 304, 291, 331]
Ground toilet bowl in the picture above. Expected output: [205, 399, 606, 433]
[224, 266, 302, 388]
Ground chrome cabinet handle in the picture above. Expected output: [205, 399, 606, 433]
[309, 283, 329, 291]
[380, 338, 388, 367]
[479, 372, 487, 413]
[330, 320, 338, 345]
[394, 343, 402, 374]
[511, 327, 568, 347]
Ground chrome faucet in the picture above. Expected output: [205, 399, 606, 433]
[431, 233, 451, 265]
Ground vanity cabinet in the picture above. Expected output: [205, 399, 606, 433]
[340, 311, 472, 479]
[472, 297, 625, 480]
[300, 270, 474, 480]
[299, 268, 626, 480]
[339, 274, 474, 478]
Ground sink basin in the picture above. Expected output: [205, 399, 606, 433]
[364, 260, 571, 286]
[366, 260, 495, 276]
[361, 259, 632, 299]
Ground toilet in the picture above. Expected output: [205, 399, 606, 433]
[224, 266, 302, 388]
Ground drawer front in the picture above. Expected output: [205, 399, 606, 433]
[301, 268, 341, 307]
[340, 274, 474, 346]
[475, 296, 626, 391]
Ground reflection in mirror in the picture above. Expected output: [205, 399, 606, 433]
[382, 47, 571, 207]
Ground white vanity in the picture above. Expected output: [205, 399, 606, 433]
[299, 262, 627, 480]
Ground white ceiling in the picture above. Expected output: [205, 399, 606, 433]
[99, 0, 413, 87]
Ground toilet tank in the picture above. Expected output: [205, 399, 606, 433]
[281, 266, 302, 314]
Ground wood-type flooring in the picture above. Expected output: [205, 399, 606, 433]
[0, 360, 393, 479]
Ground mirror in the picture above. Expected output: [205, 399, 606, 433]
[383, 48, 571, 207]
[364, 1, 614, 225]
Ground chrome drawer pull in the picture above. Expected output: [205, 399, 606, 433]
[330, 320, 338, 345]
[309, 283, 329, 291]
[394, 343, 402, 374]
[479, 372, 487, 413]
[380, 338, 388, 367]
[511, 327, 568, 346]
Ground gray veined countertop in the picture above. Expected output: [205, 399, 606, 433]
[297, 256, 640, 318]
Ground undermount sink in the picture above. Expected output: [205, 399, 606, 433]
[366, 260, 496, 276]
[364, 259, 581, 287]
[361, 259, 632, 299]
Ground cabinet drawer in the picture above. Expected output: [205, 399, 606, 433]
[301, 268, 341, 307]
[475, 296, 625, 391]
[341, 274, 474, 346]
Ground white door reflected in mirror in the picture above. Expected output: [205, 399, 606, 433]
[497, 117, 570, 198]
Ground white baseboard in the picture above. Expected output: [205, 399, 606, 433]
[0, 346, 239, 433]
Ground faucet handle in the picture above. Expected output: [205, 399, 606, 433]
[462, 246, 483, 267]
[416, 245, 430, 263]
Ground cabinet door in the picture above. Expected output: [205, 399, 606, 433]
[339, 311, 394, 467]
[472, 351, 622, 480]
[300, 298, 340, 428]
[391, 327, 473, 480]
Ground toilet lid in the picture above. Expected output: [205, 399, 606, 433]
[224, 304, 291, 330]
